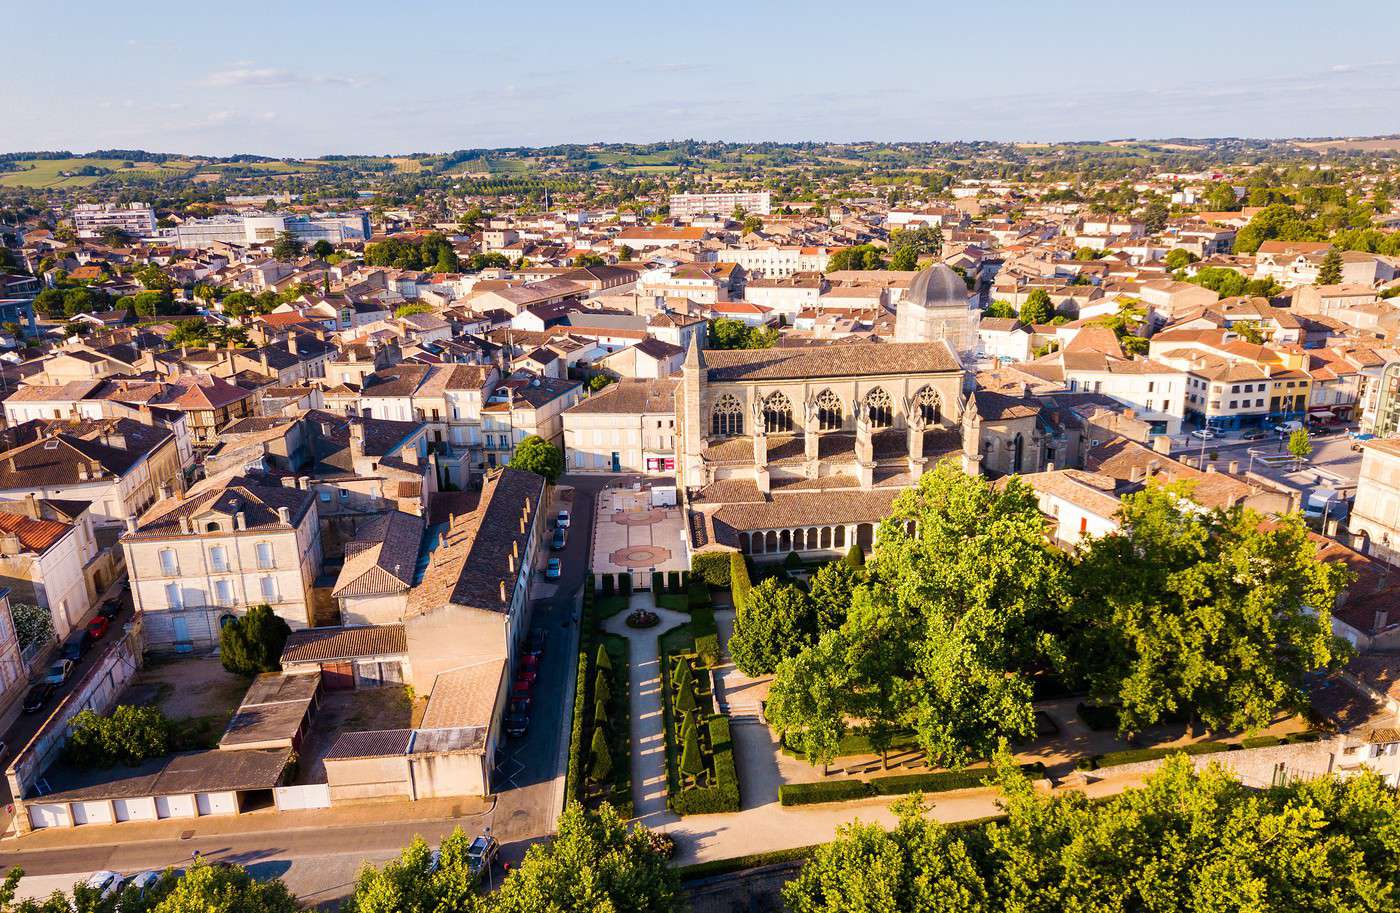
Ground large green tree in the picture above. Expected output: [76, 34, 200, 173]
[220, 603, 292, 677]
[1018, 288, 1052, 325]
[727, 578, 816, 676]
[507, 435, 564, 483]
[1070, 484, 1352, 734]
[784, 758, 1400, 913]
[342, 829, 480, 913]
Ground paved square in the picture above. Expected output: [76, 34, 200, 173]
[590, 484, 690, 578]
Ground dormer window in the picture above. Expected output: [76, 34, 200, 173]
[206, 521, 221, 533]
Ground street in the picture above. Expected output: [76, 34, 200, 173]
[1, 475, 613, 907]
[1168, 429, 1362, 503]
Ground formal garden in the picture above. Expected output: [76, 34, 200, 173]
[564, 576, 632, 815]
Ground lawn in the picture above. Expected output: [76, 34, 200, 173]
[0, 158, 190, 188]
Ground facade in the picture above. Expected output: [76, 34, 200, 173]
[163, 212, 371, 248]
[669, 191, 771, 220]
[1350, 439, 1400, 567]
[0, 589, 23, 727]
[480, 374, 584, 470]
[0, 507, 97, 641]
[893, 264, 980, 365]
[713, 246, 829, 278]
[71, 203, 156, 239]
[563, 378, 678, 473]
[122, 478, 322, 649]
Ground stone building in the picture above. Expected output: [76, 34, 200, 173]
[893, 263, 981, 365]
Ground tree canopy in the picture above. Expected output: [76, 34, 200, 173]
[508, 435, 564, 483]
[708, 317, 776, 350]
[220, 603, 292, 677]
[1018, 289, 1052, 325]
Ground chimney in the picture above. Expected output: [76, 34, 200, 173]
[499, 580, 507, 602]
[350, 421, 365, 454]
[22, 493, 39, 519]
[124, 514, 138, 533]
[1130, 466, 1144, 483]
[277, 506, 291, 524]
[179, 515, 191, 533]
[287, 334, 298, 356]
[1206, 463, 1217, 473]
[235, 511, 247, 530]
[1375, 610, 1390, 632]
[403, 444, 419, 466]
[1153, 435, 1172, 455]
[207, 341, 217, 351]
[1046, 461, 1055, 473]
[1228, 460, 1239, 475]
[78, 463, 89, 481]
[259, 351, 270, 374]
[159, 482, 173, 500]
[298, 475, 310, 490]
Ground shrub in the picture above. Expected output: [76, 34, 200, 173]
[670, 715, 741, 815]
[595, 642, 612, 672]
[589, 727, 612, 782]
[691, 605, 720, 667]
[687, 579, 711, 609]
[1076, 702, 1120, 732]
[729, 552, 752, 610]
[779, 780, 873, 806]
[784, 551, 804, 572]
[1286, 731, 1323, 743]
[220, 604, 291, 676]
[844, 542, 864, 569]
[691, 551, 731, 586]
[564, 650, 591, 802]
[601, 574, 615, 596]
[778, 763, 1046, 806]
[651, 571, 664, 593]
[65, 705, 171, 768]
[10, 601, 54, 650]
[1094, 741, 1232, 769]
[1240, 735, 1284, 749]
[620, 573, 633, 596]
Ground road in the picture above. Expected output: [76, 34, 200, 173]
[2, 476, 614, 905]
[1170, 430, 1362, 503]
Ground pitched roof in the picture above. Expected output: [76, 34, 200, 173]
[331, 511, 424, 597]
[703, 341, 961, 382]
[126, 476, 314, 539]
[0, 511, 72, 553]
[281, 624, 408, 664]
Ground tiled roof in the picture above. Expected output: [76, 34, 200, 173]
[127, 476, 314, 539]
[703, 341, 961, 382]
[0, 512, 72, 553]
[325, 728, 414, 761]
[332, 512, 424, 597]
[420, 658, 507, 730]
[566, 378, 677, 415]
[281, 624, 408, 663]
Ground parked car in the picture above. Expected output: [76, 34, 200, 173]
[1190, 428, 1218, 440]
[98, 599, 121, 620]
[61, 628, 92, 662]
[511, 677, 533, 697]
[467, 834, 500, 882]
[1271, 420, 1304, 434]
[88, 615, 111, 640]
[514, 668, 538, 688]
[504, 714, 529, 738]
[85, 872, 125, 901]
[508, 696, 531, 715]
[42, 659, 74, 686]
[545, 558, 561, 579]
[525, 630, 547, 658]
[125, 871, 163, 898]
[556, 509, 570, 529]
[22, 682, 55, 714]
[550, 527, 567, 551]
[1240, 428, 1271, 442]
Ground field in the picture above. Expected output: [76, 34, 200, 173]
[1294, 137, 1400, 152]
[0, 157, 195, 188]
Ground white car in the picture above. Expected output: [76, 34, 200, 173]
[85, 871, 125, 900]
[556, 509, 571, 529]
[126, 871, 162, 897]
[1190, 428, 1218, 440]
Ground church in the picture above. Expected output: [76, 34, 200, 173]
[680, 266, 1043, 562]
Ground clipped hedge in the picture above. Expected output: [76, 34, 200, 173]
[670, 715, 741, 815]
[667, 571, 682, 592]
[563, 648, 591, 803]
[1092, 741, 1233, 770]
[730, 552, 752, 611]
[678, 844, 819, 881]
[691, 551, 732, 587]
[691, 605, 720, 667]
[687, 579, 711, 609]
[620, 572, 633, 595]
[778, 763, 1046, 806]
[1240, 735, 1284, 749]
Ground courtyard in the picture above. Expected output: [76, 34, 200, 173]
[590, 482, 690, 581]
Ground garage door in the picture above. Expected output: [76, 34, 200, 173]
[322, 662, 354, 690]
[28, 804, 68, 829]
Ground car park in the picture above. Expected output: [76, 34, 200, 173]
[545, 558, 561, 579]
[88, 615, 110, 639]
[42, 659, 74, 686]
[85, 872, 125, 901]
[22, 682, 55, 714]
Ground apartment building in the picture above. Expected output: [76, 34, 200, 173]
[162, 212, 371, 248]
[71, 203, 156, 239]
[713, 245, 829, 278]
[481, 373, 584, 470]
[669, 191, 771, 220]
[563, 378, 678, 473]
[122, 478, 322, 650]
[1350, 439, 1400, 568]
[1150, 329, 1312, 430]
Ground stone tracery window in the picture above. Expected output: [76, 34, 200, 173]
[864, 387, 894, 429]
[815, 389, 843, 431]
[711, 394, 743, 437]
[763, 391, 793, 433]
[915, 386, 941, 425]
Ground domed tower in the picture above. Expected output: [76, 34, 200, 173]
[894, 263, 980, 364]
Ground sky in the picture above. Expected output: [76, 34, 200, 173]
[4, 1, 1398, 157]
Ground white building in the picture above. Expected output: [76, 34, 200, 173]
[670, 191, 771, 221]
[563, 379, 678, 474]
[71, 203, 156, 239]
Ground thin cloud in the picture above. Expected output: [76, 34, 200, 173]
[199, 66, 369, 89]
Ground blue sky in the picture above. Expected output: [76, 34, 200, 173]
[4, 1, 1396, 156]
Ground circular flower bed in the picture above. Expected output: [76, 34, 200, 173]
[626, 609, 659, 629]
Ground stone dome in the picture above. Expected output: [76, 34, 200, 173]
[904, 263, 966, 309]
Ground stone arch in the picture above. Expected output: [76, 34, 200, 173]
[779, 529, 791, 552]
[711, 394, 743, 437]
[765, 530, 778, 552]
[763, 391, 793, 433]
[815, 388, 843, 431]
[915, 385, 941, 425]
[1012, 432, 1025, 474]
[864, 387, 894, 429]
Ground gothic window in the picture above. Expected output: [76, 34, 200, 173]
[763, 391, 793, 433]
[864, 387, 894, 429]
[915, 386, 941, 425]
[1012, 433, 1025, 474]
[815, 389, 843, 431]
[711, 394, 743, 437]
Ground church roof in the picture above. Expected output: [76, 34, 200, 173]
[703, 341, 960, 382]
[904, 263, 967, 309]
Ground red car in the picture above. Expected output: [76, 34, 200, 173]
[520, 654, 540, 672]
[87, 616, 110, 639]
[511, 677, 533, 697]
[514, 668, 538, 689]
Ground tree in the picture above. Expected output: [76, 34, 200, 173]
[1234, 203, 1321, 254]
[1233, 319, 1265, 344]
[1203, 181, 1241, 211]
[588, 373, 614, 392]
[675, 670, 697, 714]
[152, 860, 298, 913]
[309, 239, 335, 259]
[395, 302, 434, 318]
[740, 214, 764, 235]
[489, 804, 681, 913]
[1288, 427, 1314, 467]
[984, 299, 1016, 319]
[1164, 247, 1198, 271]
[593, 667, 611, 706]
[31, 288, 66, 318]
[98, 225, 129, 247]
[572, 253, 607, 267]
[766, 460, 1066, 768]
[889, 246, 919, 271]
[589, 727, 612, 782]
[617, 244, 635, 260]
[62, 287, 108, 318]
[1317, 248, 1343, 285]
[64, 705, 171, 768]
[507, 435, 564, 483]
[342, 830, 479, 913]
[167, 318, 210, 347]
[132, 290, 177, 317]
[1141, 198, 1169, 233]
[783, 759, 1400, 913]
[221, 291, 254, 319]
[271, 231, 303, 261]
[9, 602, 53, 649]
[727, 578, 816, 676]
[1070, 484, 1352, 734]
[595, 642, 612, 672]
[807, 558, 860, 632]
[1018, 289, 1052, 325]
[707, 317, 775, 350]
[593, 697, 609, 728]
[219, 604, 292, 676]
[826, 244, 887, 271]
[729, 551, 752, 610]
[843, 542, 865, 569]
[679, 720, 705, 783]
[135, 264, 175, 291]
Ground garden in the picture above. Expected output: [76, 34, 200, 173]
[565, 576, 632, 815]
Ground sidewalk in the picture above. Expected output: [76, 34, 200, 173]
[4, 793, 494, 852]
